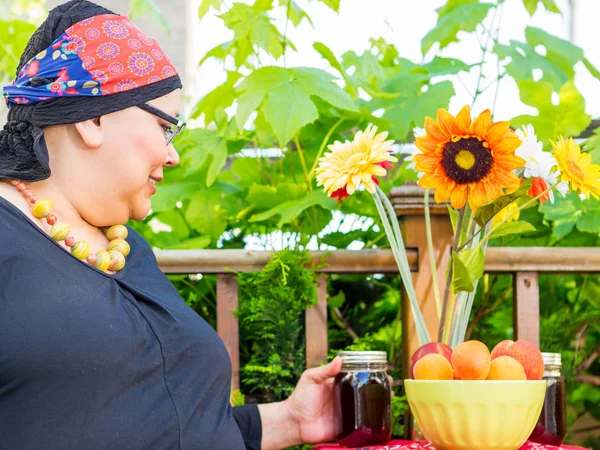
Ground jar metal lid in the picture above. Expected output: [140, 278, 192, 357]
[541, 352, 561, 367]
[337, 351, 387, 364]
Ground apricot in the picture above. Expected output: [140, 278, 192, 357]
[410, 342, 453, 379]
[451, 340, 491, 380]
[486, 356, 527, 380]
[413, 353, 453, 380]
[490, 340, 544, 380]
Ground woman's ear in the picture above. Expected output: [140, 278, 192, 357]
[73, 117, 103, 149]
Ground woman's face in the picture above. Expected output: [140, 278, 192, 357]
[61, 89, 182, 225]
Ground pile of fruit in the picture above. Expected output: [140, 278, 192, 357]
[410, 339, 544, 381]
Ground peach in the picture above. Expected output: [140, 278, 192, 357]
[413, 353, 454, 380]
[491, 340, 544, 380]
[410, 342, 453, 379]
[486, 356, 527, 380]
[451, 340, 491, 380]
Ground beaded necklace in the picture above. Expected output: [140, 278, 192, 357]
[10, 179, 130, 272]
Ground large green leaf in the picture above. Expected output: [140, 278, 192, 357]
[155, 210, 191, 240]
[221, 2, 285, 60]
[511, 80, 591, 141]
[152, 181, 200, 212]
[313, 42, 358, 97]
[279, 0, 312, 27]
[236, 66, 357, 144]
[382, 81, 455, 140]
[451, 247, 485, 293]
[422, 57, 472, 77]
[129, 0, 171, 36]
[421, 2, 494, 55]
[249, 190, 335, 227]
[318, 0, 340, 12]
[522, 0, 560, 16]
[185, 190, 227, 242]
[179, 129, 229, 185]
[0, 20, 37, 83]
[246, 183, 306, 211]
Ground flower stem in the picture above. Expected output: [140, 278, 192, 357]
[476, 183, 557, 251]
[372, 189, 431, 346]
[294, 134, 311, 190]
[424, 190, 442, 320]
[308, 118, 345, 180]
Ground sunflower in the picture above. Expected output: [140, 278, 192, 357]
[316, 125, 397, 201]
[551, 137, 600, 200]
[413, 106, 525, 210]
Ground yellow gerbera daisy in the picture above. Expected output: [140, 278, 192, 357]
[316, 125, 397, 201]
[551, 137, 600, 200]
[492, 201, 520, 229]
[413, 105, 525, 210]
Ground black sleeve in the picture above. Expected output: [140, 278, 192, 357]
[232, 404, 262, 450]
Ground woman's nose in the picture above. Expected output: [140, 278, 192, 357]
[164, 144, 180, 167]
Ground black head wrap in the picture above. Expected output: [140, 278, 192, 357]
[0, 0, 182, 182]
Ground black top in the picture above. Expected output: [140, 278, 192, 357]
[0, 196, 262, 450]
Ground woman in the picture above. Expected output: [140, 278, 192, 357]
[0, 1, 344, 448]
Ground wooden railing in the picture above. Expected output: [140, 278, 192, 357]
[153, 184, 600, 390]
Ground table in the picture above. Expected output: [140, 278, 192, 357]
[314, 440, 590, 449]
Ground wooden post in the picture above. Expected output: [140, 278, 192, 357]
[306, 273, 328, 368]
[513, 272, 540, 348]
[391, 182, 453, 438]
[216, 274, 240, 390]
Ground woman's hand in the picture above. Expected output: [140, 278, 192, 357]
[257, 357, 342, 449]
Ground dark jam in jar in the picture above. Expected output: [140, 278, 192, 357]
[529, 352, 567, 446]
[333, 351, 392, 447]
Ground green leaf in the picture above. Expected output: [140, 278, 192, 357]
[191, 71, 241, 124]
[318, 0, 340, 12]
[328, 291, 345, 308]
[221, 3, 285, 59]
[582, 127, 600, 165]
[474, 179, 533, 227]
[421, 57, 471, 77]
[179, 129, 228, 186]
[199, 0, 221, 18]
[249, 190, 335, 227]
[246, 183, 306, 211]
[313, 42, 358, 97]
[129, 0, 171, 36]
[576, 199, 600, 234]
[198, 41, 231, 67]
[540, 191, 582, 221]
[452, 247, 485, 293]
[169, 236, 212, 250]
[522, 0, 560, 15]
[512, 80, 591, 141]
[489, 221, 537, 240]
[236, 66, 357, 144]
[185, 191, 227, 242]
[0, 20, 38, 83]
[421, 2, 494, 55]
[383, 81, 455, 140]
[152, 181, 199, 212]
[279, 0, 312, 27]
[155, 210, 191, 240]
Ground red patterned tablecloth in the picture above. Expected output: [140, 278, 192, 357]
[314, 440, 589, 449]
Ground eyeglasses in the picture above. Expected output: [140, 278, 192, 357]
[138, 102, 186, 145]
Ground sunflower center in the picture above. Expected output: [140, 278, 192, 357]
[441, 137, 493, 184]
[455, 150, 476, 170]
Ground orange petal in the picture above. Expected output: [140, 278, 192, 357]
[415, 136, 440, 154]
[450, 186, 468, 209]
[471, 109, 491, 137]
[467, 183, 489, 210]
[485, 121, 511, 146]
[483, 180, 504, 202]
[493, 136, 522, 155]
[455, 105, 472, 135]
[413, 154, 440, 172]
[493, 169, 520, 188]
[419, 173, 445, 189]
[436, 109, 459, 138]
[424, 117, 448, 143]
[494, 154, 526, 171]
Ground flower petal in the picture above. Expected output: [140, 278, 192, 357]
[424, 117, 448, 142]
[455, 105, 472, 135]
[471, 109, 491, 137]
[436, 108, 460, 138]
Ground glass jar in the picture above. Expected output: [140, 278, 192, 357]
[529, 352, 567, 446]
[333, 351, 392, 447]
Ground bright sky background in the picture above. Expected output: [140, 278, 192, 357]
[187, 0, 600, 121]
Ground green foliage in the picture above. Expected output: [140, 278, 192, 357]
[237, 249, 319, 400]
[129, 0, 171, 36]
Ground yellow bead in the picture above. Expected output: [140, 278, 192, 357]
[108, 238, 130, 256]
[32, 199, 53, 218]
[71, 240, 90, 260]
[105, 225, 128, 241]
[50, 223, 70, 241]
[94, 250, 111, 271]
[108, 250, 126, 271]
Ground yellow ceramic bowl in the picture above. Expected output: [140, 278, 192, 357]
[404, 380, 546, 450]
